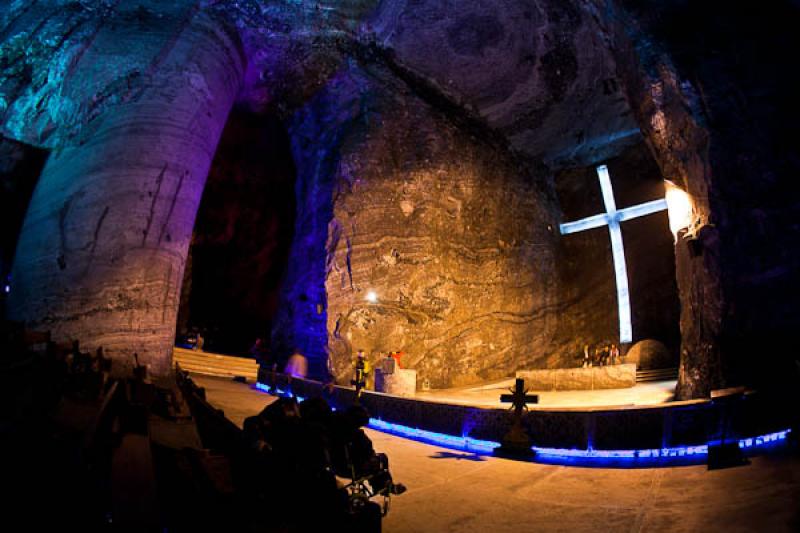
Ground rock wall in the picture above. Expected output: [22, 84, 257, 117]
[3, 5, 245, 374]
[595, 0, 800, 397]
[366, 0, 639, 167]
[3, 0, 795, 398]
[274, 62, 562, 387]
[552, 142, 680, 364]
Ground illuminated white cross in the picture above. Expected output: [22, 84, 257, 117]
[559, 165, 667, 343]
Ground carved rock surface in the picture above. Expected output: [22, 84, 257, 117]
[596, 1, 800, 397]
[5, 9, 244, 374]
[625, 339, 673, 371]
[2, 1, 796, 400]
[274, 63, 561, 387]
[368, 0, 639, 166]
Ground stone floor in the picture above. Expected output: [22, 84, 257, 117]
[193, 375, 800, 533]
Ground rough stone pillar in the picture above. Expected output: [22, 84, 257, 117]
[8, 13, 244, 375]
[597, 0, 800, 398]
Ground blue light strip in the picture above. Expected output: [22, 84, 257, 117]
[254, 382, 306, 402]
[254, 382, 792, 466]
[366, 419, 791, 465]
[368, 419, 501, 455]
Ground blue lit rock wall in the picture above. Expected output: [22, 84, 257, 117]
[1, 2, 245, 374]
[273, 62, 562, 387]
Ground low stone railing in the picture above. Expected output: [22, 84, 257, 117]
[516, 364, 637, 390]
[256, 368, 790, 455]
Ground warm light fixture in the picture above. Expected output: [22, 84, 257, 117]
[664, 180, 693, 240]
[365, 290, 378, 303]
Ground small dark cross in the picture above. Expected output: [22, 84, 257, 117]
[500, 378, 538, 416]
[497, 378, 538, 457]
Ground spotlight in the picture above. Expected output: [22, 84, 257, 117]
[664, 180, 693, 240]
[3, 284, 9, 294]
[366, 290, 378, 303]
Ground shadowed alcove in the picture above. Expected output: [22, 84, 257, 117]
[175, 109, 297, 355]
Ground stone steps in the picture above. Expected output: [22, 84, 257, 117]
[172, 348, 258, 380]
[636, 367, 678, 382]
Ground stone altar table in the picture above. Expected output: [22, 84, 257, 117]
[375, 358, 417, 396]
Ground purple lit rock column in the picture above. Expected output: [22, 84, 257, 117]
[8, 14, 244, 375]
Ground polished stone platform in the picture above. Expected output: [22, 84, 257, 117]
[516, 364, 636, 390]
[413, 377, 674, 408]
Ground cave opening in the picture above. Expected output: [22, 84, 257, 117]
[174, 108, 297, 356]
[0, 137, 48, 318]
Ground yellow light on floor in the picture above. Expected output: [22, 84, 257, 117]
[664, 181, 693, 240]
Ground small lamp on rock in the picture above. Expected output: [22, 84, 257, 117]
[664, 180, 693, 241]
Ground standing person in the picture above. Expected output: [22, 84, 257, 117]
[609, 343, 620, 365]
[195, 330, 205, 352]
[593, 345, 602, 367]
[250, 338, 270, 366]
[284, 348, 308, 379]
[601, 344, 611, 366]
[352, 349, 371, 396]
[390, 350, 404, 368]
[582, 344, 591, 368]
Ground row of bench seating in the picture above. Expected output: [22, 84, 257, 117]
[173, 347, 259, 381]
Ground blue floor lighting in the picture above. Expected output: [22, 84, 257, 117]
[254, 383, 792, 467]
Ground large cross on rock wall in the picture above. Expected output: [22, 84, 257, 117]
[594, 0, 800, 398]
[3, 0, 795, 399]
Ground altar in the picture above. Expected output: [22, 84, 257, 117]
[375, 358, 417, 397]
[515, 364, 637, 391]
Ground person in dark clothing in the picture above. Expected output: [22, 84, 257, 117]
[249, 338, 272, 368]
[241, 396, 403, 530]
[327, 405, 406, 497]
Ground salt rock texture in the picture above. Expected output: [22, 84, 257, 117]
[1, 0, 797, 400]
[625, 339, 672, 371]
[593, 1, 800, 398]
[273, 63, 561, 387]
[550, 142, 680, 365]
[1, 3, 246, 374]
[366, 0, 639, 166]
